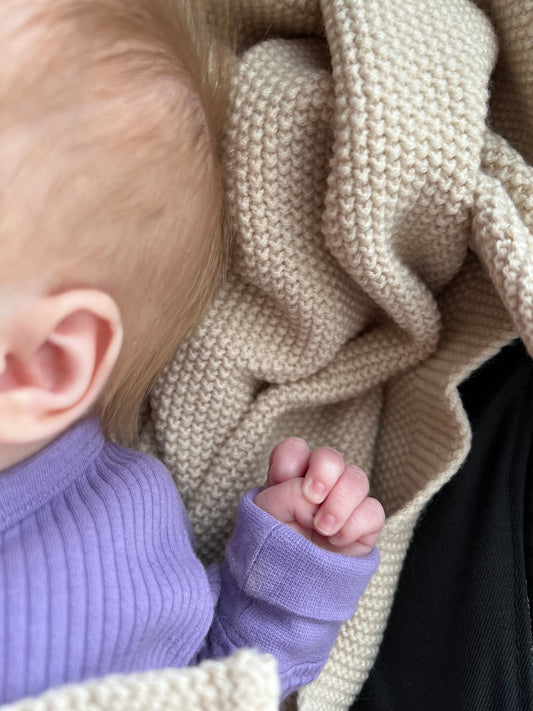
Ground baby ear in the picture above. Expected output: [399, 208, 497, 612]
[0, 290, 123, 444]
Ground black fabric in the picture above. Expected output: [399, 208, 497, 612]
[352, 339, 533, 711]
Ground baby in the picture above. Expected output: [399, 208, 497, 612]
[0, 0, 385, 704]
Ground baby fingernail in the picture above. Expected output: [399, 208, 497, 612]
[316, 513, 336, 533]
[309, 480, 326, 499]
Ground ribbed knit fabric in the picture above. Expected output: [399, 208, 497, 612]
[0, 419, 211, 703]
[0, 418, 378, 706]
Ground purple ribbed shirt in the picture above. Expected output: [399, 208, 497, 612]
[0, 418, 379, 703]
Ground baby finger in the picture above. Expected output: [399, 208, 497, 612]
[302, 447, 345, 504]
[267, 438, 310, 487]
[328, 497, 385, 551]
[313, 465, 369, 536]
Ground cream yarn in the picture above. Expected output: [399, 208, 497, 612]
[147, 1, 531, 709]
[2, 651, 279, 711]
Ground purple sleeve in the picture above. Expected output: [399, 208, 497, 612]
[198, 489, 380, 698]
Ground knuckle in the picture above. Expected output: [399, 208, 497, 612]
[269, 438, 310, 481]
[345, 465, 369, 493]
[330, 488, 353, 509]
[274, 438, 307, 462]
[284, 437, 310, 452]
[309, 447, 344, 477]
[320, 446, 343, 459]
[365, 497, 385, 526]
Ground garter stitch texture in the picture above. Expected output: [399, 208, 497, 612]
[10, 0, 532, 710]
[2, 651, 279, 711]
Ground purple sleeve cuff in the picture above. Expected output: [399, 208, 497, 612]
[224, 488, 380, 622]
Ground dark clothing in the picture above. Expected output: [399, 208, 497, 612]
[352, 339, 533, 711]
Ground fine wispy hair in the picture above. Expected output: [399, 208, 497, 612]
[0, 0, 233, 443]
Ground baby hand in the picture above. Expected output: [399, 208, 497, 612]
[254, 439, 385, 557]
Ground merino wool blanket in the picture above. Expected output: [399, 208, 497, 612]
[5, 0, 532, 710]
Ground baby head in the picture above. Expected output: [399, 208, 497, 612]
[0, 0, 230, 465]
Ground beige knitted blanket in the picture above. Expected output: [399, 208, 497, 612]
[6, 0, 532, 710]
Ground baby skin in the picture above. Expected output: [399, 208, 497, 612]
[257, 438, 383, 557]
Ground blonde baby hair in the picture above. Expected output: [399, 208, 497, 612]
[0, 0, 232, 443]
